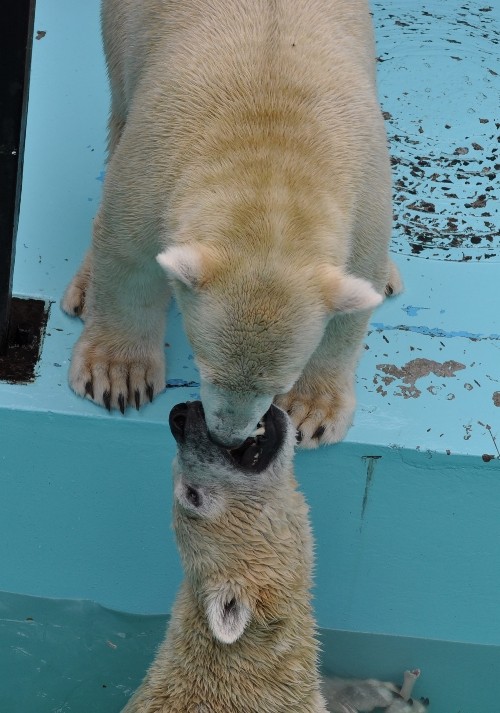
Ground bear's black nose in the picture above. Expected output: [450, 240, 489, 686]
[169, 401, 207, 443]
[169, 402, 189, 443]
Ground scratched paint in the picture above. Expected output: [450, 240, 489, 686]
[374, 1, 499, 262]
[370, 322, 500, 341]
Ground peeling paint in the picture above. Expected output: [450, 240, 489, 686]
[166, 379, 200, 388]
[402, 305, 429, 316]
[375, 2, 499, 262]
[493, 391, 500, 406]
[374, 358, 466, 398]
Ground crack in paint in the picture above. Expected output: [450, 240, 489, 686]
[360, 456, 382, 529]
[478, 421, 500, 458]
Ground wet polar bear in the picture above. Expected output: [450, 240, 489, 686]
[62, 0, 402, 447]
[120, 402, 424, 713]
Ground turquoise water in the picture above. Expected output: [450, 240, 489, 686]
[2, 591, 500, 712]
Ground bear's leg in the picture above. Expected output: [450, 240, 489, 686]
[67, 217, 171, 412]
[61, 107, 126, 322]
[275, 310, 371, 448]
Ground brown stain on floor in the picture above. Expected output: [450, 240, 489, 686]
[0, 298, 49, 384]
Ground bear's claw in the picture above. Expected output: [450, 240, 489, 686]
[69, 333, 165, 413]
[276, 389, 355, 448]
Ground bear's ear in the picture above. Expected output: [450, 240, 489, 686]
[156, 244, 208, 289]
[205, 587, 251, 644]
[319, 266, 383, 314]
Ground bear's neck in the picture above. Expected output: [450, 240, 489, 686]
[148, 578, 324, 712]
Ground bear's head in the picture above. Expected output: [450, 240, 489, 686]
[158, 244, 381, 447]
[169, 400, 309, 645]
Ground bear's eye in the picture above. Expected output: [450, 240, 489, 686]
[185, 485, 201, 508]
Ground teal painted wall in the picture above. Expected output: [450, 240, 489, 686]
[2, 406, 499, 646]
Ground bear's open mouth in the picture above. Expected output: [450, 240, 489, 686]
[169, 401, 287, 473]
[227, 420, 267, 469]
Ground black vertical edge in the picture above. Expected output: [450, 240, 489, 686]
[0, 0, 37, 353]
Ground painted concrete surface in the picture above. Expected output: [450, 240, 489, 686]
[2, 591, 500, 713]
[0, 0, 499, 697]
[1, 0, 497, 456]
[3, 410, 500, 645]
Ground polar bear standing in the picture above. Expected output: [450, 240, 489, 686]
[120, 402, 424, 713]
[63, 0, 402, 447]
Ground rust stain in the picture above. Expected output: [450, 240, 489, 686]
[374, 358, 466, 399]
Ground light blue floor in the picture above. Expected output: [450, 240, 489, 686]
[3, 0, 498, 456]
[0, 2, 499, 712]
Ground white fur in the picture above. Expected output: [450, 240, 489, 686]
[62, 0, 402, 444]
[205, 587, 252, 644]
[156, 245, 204, 288]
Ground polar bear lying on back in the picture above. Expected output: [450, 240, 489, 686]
[63, 0, 402, 448]
[120, 402, 425, 713]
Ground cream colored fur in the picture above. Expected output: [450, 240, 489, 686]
[120, 405, 422, 713]
[62, 0, 402, 446]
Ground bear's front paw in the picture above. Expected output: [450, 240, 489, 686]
[69, 331, 166, 412]
[275, 387, 355, 448]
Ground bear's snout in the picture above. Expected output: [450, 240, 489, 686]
[169, 401, 290, 474]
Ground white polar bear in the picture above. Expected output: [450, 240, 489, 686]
[63, 0, 402, 447]
[119, 402, 425, 713]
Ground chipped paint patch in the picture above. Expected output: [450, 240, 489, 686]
[493, 391, 500, 406]
[375, 1, 499, 262]
[166, 379, 200, 388]
[374, 358, 466, 398]
[402, 305, 429, 316]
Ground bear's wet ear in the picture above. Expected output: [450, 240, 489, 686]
[205, 587, 251, 644]
[319, 266, 383, 314]
[156, 244, 209, 289]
